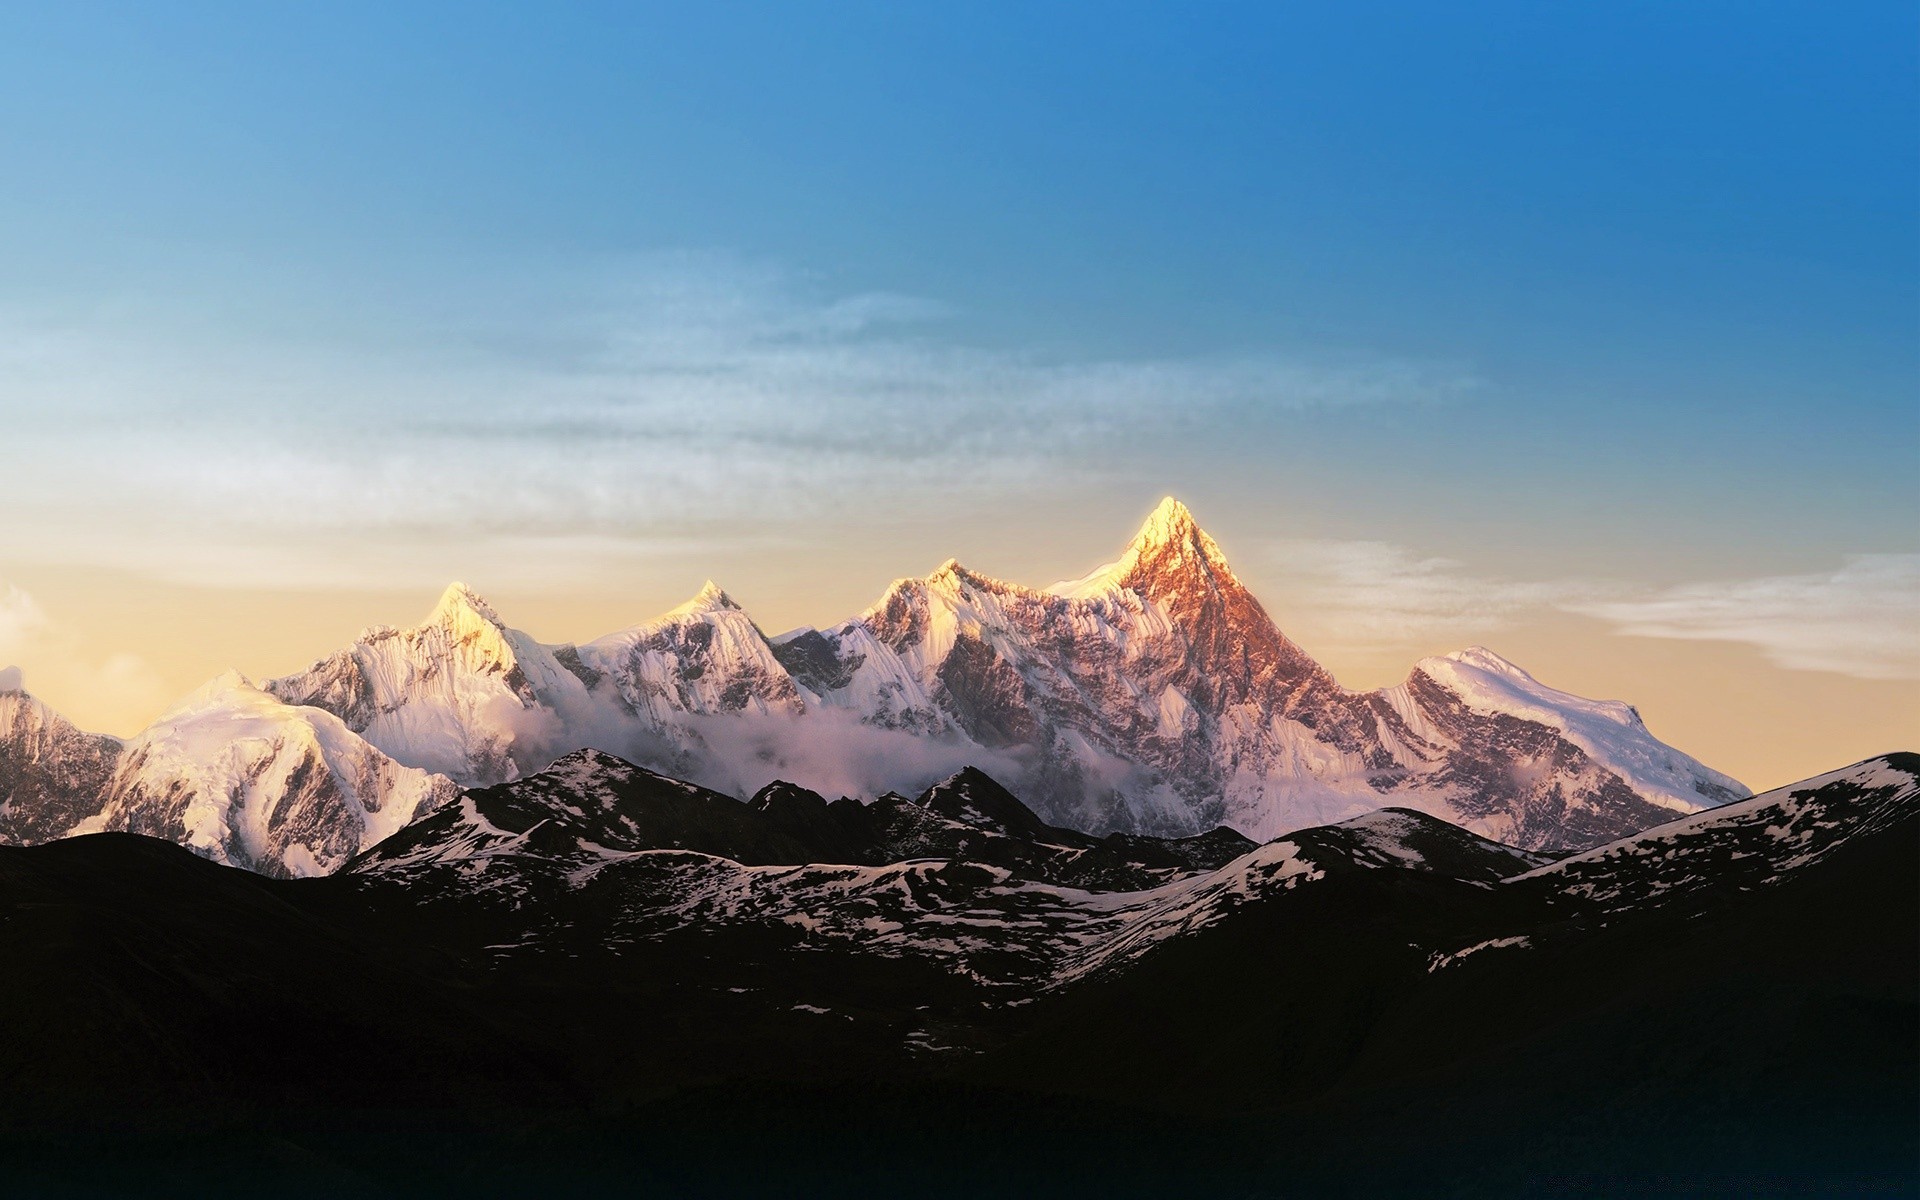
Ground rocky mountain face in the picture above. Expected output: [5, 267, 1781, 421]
[0, 676, 123, 846]
[338, 750, 1908, 1012]
[340, 751, 1521, 998]
[1509, 751, 1920, 914]
[0, 499, 1749, 871]
[355, 751, 1258, 913]
[580, 582, 808, 723]
[265, 584, 598, 787]
[0, 669, 459, 877]
[0, 752, 1908, 1194]
[82, 673, 461, 877]
[263, 498, 1748, 853]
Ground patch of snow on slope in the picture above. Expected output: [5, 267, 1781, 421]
[1502, 756, 1919, 914]
[1428, 936, 1531, 973]
[1408, 646, 1748, 812]
[1056, 839, 1325, 981]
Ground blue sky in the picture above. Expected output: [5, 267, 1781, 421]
[0, 1, 1914, 783]
[2, 2, 1913, 547]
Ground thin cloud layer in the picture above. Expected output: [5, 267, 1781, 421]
[1266, 540, 1920, 682]
[1264, 539, 1601, 656]
[0, 584, 50, 653]
[0, 257, 1472, 587]
[0, 579, 167, 725]
[1569, 555, 1920, 682]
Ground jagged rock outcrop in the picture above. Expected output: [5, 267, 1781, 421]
[78, 673, 458, 877]
[0, 672, 123, 845]
[267, 584, 598, 786]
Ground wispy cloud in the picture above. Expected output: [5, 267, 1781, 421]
[1264, 539, 1603, 656]
[0, 255, 1472, 588]
[1266, 541, 1920, 682]
[0, 584, 51, 653]
[1568, 555, 1920, 681]
[0, 579, 167, 724]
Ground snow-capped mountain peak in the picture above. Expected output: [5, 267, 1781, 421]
[267, 582, 586, 786]
[663, 580, 743, 618]
[1120, 495, 1235, 589]
[580, 581, 802, 722]
[1414, 645, 1648, 732]
[191, 666, 257, 699]
[0, 677, 123, 846]
[1047, 496, 1235, 600]
[0, 498, 1756, 869]
[1130, 495, 1221, 558]
[1437, 645, 1542, 683]
[1394, 646, 1746, 816]
[84, 671, 458, 876]
[429, 581, 507, 631]
[413, 583, 528, 687]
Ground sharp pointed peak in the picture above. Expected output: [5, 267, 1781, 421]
[1129, 496, 1210, 551]
[162, 668, 270, 715]
[208, 667, 257, 691]
[1051, 497, 1234, 599]
[0, 665, 21, 693]
[928, 558, 982, 587]
[1125, 495, 1233, 573]
[428, 581, 505, 628]
[665, 579, 743, 618]
[1142, 495, 1196, 532]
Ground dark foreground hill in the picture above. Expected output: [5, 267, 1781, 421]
[0, 753, 1911, 1198]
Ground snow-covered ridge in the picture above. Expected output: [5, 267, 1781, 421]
[581, 580, 803, 723]
[1520, 753, 1918, 876]
[69, 671, 459, 877]
[343, 759, 1601, 998]
[1385, 646, 1747, 814]
[348, 754, 1490, 989]
[1047, 497, 1232, 599]
[0, 674, 124, 846]
[1509, 753, 1918, 912]
[0, 498, 1757, 871]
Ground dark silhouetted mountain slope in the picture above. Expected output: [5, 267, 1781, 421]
[0, 752, 1907, 1196]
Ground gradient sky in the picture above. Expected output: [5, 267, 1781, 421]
[0, 1, 1914, 791]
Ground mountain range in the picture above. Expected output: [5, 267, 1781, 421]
[0, 499, 1747, 876]
[0, 749, 1909, 1195]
